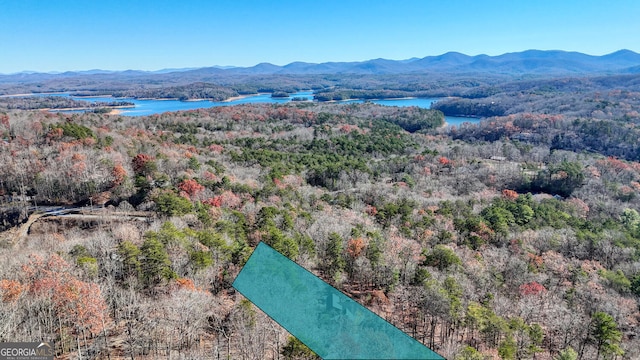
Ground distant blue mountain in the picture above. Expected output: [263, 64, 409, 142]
[107, 50, 640, 76]
[2, 50, 640, 80]
[192, 49, 640, 75]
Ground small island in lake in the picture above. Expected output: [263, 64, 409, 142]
[270, 91, 290, 98]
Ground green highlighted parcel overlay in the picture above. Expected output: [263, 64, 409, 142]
[232, 242, 443, 360]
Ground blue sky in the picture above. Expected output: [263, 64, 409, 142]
[0, 0, 638, 73]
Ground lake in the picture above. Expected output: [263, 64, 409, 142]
[44, 91, 482, 127]
[343, 97, 481, 127]
[444, 115, 482, 128]
[42, 92, 314, 116]
[120, 92, 318, 116]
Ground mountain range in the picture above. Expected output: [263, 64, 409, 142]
[226, 49, 640, 75]
[2, 50, 640, 83]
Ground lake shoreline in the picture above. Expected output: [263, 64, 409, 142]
[319, 96, 419, 103]
[73, 94, 115, 99]
[4, 92, 437, 104]
[12, 92, 482, 126]
[319, 95, 453, 103]
[120, 94, 262, 102]
[222, 93, 265, 102]
[0, 93, 36, 97]
[41, 105, 135, 113]
[442, 115, 483, 128]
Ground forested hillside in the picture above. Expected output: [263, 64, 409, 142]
[1, 84, 640, 360]
[0, 96, 133, 111]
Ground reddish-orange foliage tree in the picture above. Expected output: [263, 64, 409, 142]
[111, 163, 127, 186]
[519, 281, 547, 296]
[438, 156, 451, 166]
[365, 205, 378, 217]
[175, 277, 198, 291]
[47, 127, 64, 140]
[173, 277, 209, 294]
[131, 153, 155, 175]
[82, 137, 96, 147]
[502, 189, 519, 200]
[339, 124, 363, 134]
[71, 153, 86, 162]
[203, 171, 217, 181]
[208, 144, 224, 154]
[203, 197, 222, 207]
[205, 190, 242, 209]
[178, 179, 205, 198]
[599, 156, 631, 174]
[21, 254, 109, 335]
[346, 238, 366, 258]
[0, 279, 25, 302]
[527, 253, 544, 270]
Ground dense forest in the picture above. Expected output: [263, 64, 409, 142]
[0, 96, 134, 111]
[1, 69, 640, 359]
[108, 83, 240, 101]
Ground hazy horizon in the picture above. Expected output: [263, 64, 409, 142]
[1, 48, 638, 75]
